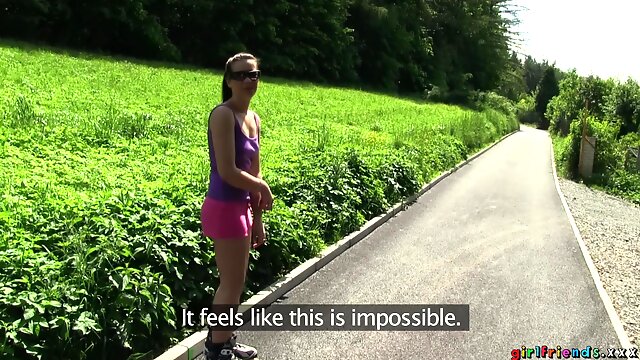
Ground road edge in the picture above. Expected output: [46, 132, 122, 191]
[548, 134, 634, 350]
[153, 128, 519, 360]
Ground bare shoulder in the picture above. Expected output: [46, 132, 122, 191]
[209, 105, 234, 128]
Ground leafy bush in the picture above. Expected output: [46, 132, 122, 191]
[604, 78, 640, 137]
[547, 71, 617, 135]
[516, 93, 539, 124]
[552, 113, 640, 204]
[549, 71, 640, 204]
[606, 170, 640, 204]
[473, 91, 516, 118]
[555, 112, 622, 177]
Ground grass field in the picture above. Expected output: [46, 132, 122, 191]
[0, 41, 518, 359]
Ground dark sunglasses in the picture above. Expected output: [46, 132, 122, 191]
[227, 70, 261, 81]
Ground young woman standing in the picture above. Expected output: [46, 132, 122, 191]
[200, 53, 273, 360]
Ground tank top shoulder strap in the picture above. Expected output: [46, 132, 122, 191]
[253, 112, 260, 130]
[252, 111, 260, 142]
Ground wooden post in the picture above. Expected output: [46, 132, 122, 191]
[578, 99, 596, 179]
[579, 136, 596, 178]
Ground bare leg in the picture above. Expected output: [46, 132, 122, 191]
[209, 232, 251, 344]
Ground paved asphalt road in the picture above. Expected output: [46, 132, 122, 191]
[199, 126, 624, 359]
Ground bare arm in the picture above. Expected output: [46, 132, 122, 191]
[248, 148, 263, 220]
[210, 106, 265, 193]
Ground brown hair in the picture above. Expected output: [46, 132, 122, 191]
[222, 53, 259, 102]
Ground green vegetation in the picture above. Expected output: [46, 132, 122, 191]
[505, 53, 639, 204]
[0, 0, 518, 101]
[534, 67, 560, 130]
[0, 43, 518, 359]
[541, 71, 640, 204]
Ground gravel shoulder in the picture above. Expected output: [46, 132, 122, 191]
[558, 178, 640, 349]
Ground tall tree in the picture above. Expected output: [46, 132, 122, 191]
[523, 56, 550, 94]
[496, 51, 527, 101]
[535, 67, 560, 130]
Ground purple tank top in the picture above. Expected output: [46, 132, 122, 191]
[206, 104, 260, 202]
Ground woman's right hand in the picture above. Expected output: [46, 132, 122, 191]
[258, 180, 274, 211]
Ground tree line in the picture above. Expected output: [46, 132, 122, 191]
[1, 0, 525, 102]
[517, 58, 640, 139]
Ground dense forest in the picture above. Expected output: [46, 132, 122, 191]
[2, 0, 530, 101]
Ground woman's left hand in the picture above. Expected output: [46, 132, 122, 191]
[251, 217, 267, 248]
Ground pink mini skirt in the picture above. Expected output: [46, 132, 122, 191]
[200, 197, 253, 239]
